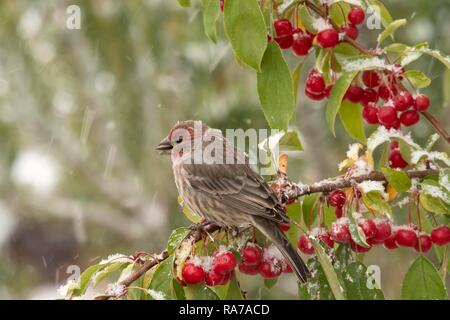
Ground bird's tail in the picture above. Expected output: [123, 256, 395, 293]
[253, 217, 310, 283]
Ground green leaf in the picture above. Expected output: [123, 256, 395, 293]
[286, 202, 302, 249]
[403, 70, 431, 89]
[148, 257, 175, 299]
[414, 43, 450, 69]
[329, 2, 352, 26]
[264, 278, 278, 288]
[167, 227, 191, 255]
[384, 43, 409, 53]
[342, 262, 385, 300]
[334, 245, 355, 271]
[292, 61, 303, 102]
[202, 0, 220, 43]
[347, 211, 370, 248]
[172, 278, 186, 300]
[311, 240, 346, 300]
[178, 196, 203, 223]
[401, 255, 448, 300]
[443, 68, 450, 107]
[420, 194, 448, 215]
[72, 264, 104, 296]
[302, 194, 319, 228]
[257, 42, 295, 130]
[325, 71, 358, 136]
[177, 0, 191, 7]
[377, 19, 407, 45]
[367, 0, 393, 28]
[279, 131, 303, 151]
[362, 191, 392, 215]
[92, 262, 128, 286]
[297, 5, 316, 34]
[185, 284, 221, 300]
[381, 167, 412, 193]
[225, 274, 244, 300]
[338, 101, 367, 144]
[223, 0, 267, 71]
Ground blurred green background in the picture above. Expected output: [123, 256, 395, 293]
[0, 0, 449, 299]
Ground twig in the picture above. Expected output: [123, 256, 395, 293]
[284, 169, 438, 200]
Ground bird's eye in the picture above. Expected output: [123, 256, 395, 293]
[176, 136, 183, 144]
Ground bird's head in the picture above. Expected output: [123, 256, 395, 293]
[156, 120, 209, 156]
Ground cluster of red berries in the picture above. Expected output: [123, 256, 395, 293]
[181, 249, 236, 286]
[353, 70, 430, 129]
[388, 140, 408, 169]
[273, 7, 366, 55]
[294, 188, 450, 254]
[298, 218, 450, 255]
[238, 244, 293, 279]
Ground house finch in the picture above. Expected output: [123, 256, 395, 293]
[156, 120, 309, 282]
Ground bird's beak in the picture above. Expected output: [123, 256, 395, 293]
[156, 137, 173, 155]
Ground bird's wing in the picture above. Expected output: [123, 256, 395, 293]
[181, 163, 288, 223]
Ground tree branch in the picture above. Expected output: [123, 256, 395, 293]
[283, 169, 439, 200]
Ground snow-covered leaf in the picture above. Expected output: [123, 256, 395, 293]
[167, 227, 192, 255]
[148, 256, 176, 299]
[298, 257, 335, 300]
[366, 0, 392, 28]
[342, 262, 385, 300]
[311, 239, 346, 300]
[362, 191, 392, 215]
[71, 264, 105, 297]
[347, 211, 370, 248]
[367, 126, 420, 152]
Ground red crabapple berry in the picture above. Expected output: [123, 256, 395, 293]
[279, 223, 290, 232]
[305, 89, 326, 101]
[241, 244, 262, 266]
[393, 91, 413, 111]
[274, 19, 293, 36]
[335, 207, 343, 219]
[387, 118, 401, 130]
[377, 106, 398, 127]
[282, 261, 293, 273]
[394, 227, 418, 248]
[361, 88, 379, 105]
[384, 233, 398, 249]
[292, 32, 313, 56]
[327, 189, 346, 208]
[413, 94, 430, 112]
[345, 85, 364, 103]
[390, 140, 399, 150]
[378, 85, 397, 101]
[341, 24, 359, 40]
[351, 241, 371, 253]
[359, 219, 377, 239]
[414, 233, 433, 253]
[317, 29, 340, 48]
[431, 225, 450, 246]
[320, 231, 334, 248]
[220, 0, 224, 12]
[205, 270, 231, 286]
[306, 69, 326, 94]
[182, 263, 205, 284]
[330, 218, 352, 244]
[362, 70, 381, 88]
[362, 104, 379, 124]
[297, 234, 314, 255]
[238, 262, 259, 275]
[388, 149, 408, 169]
[213, 250, 236, 274]
[373, 219, 392, 243]
[400, 110, 420, 126]
[348, 7, 365, 25]
[274, 19, 294, 49]
[258, 260, 282, 279]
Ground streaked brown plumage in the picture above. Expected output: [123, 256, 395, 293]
[157, 120, 309, 282]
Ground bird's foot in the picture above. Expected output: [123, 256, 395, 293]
[189, 220, 220, 236]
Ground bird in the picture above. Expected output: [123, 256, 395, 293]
[156, 120, 309, 283]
